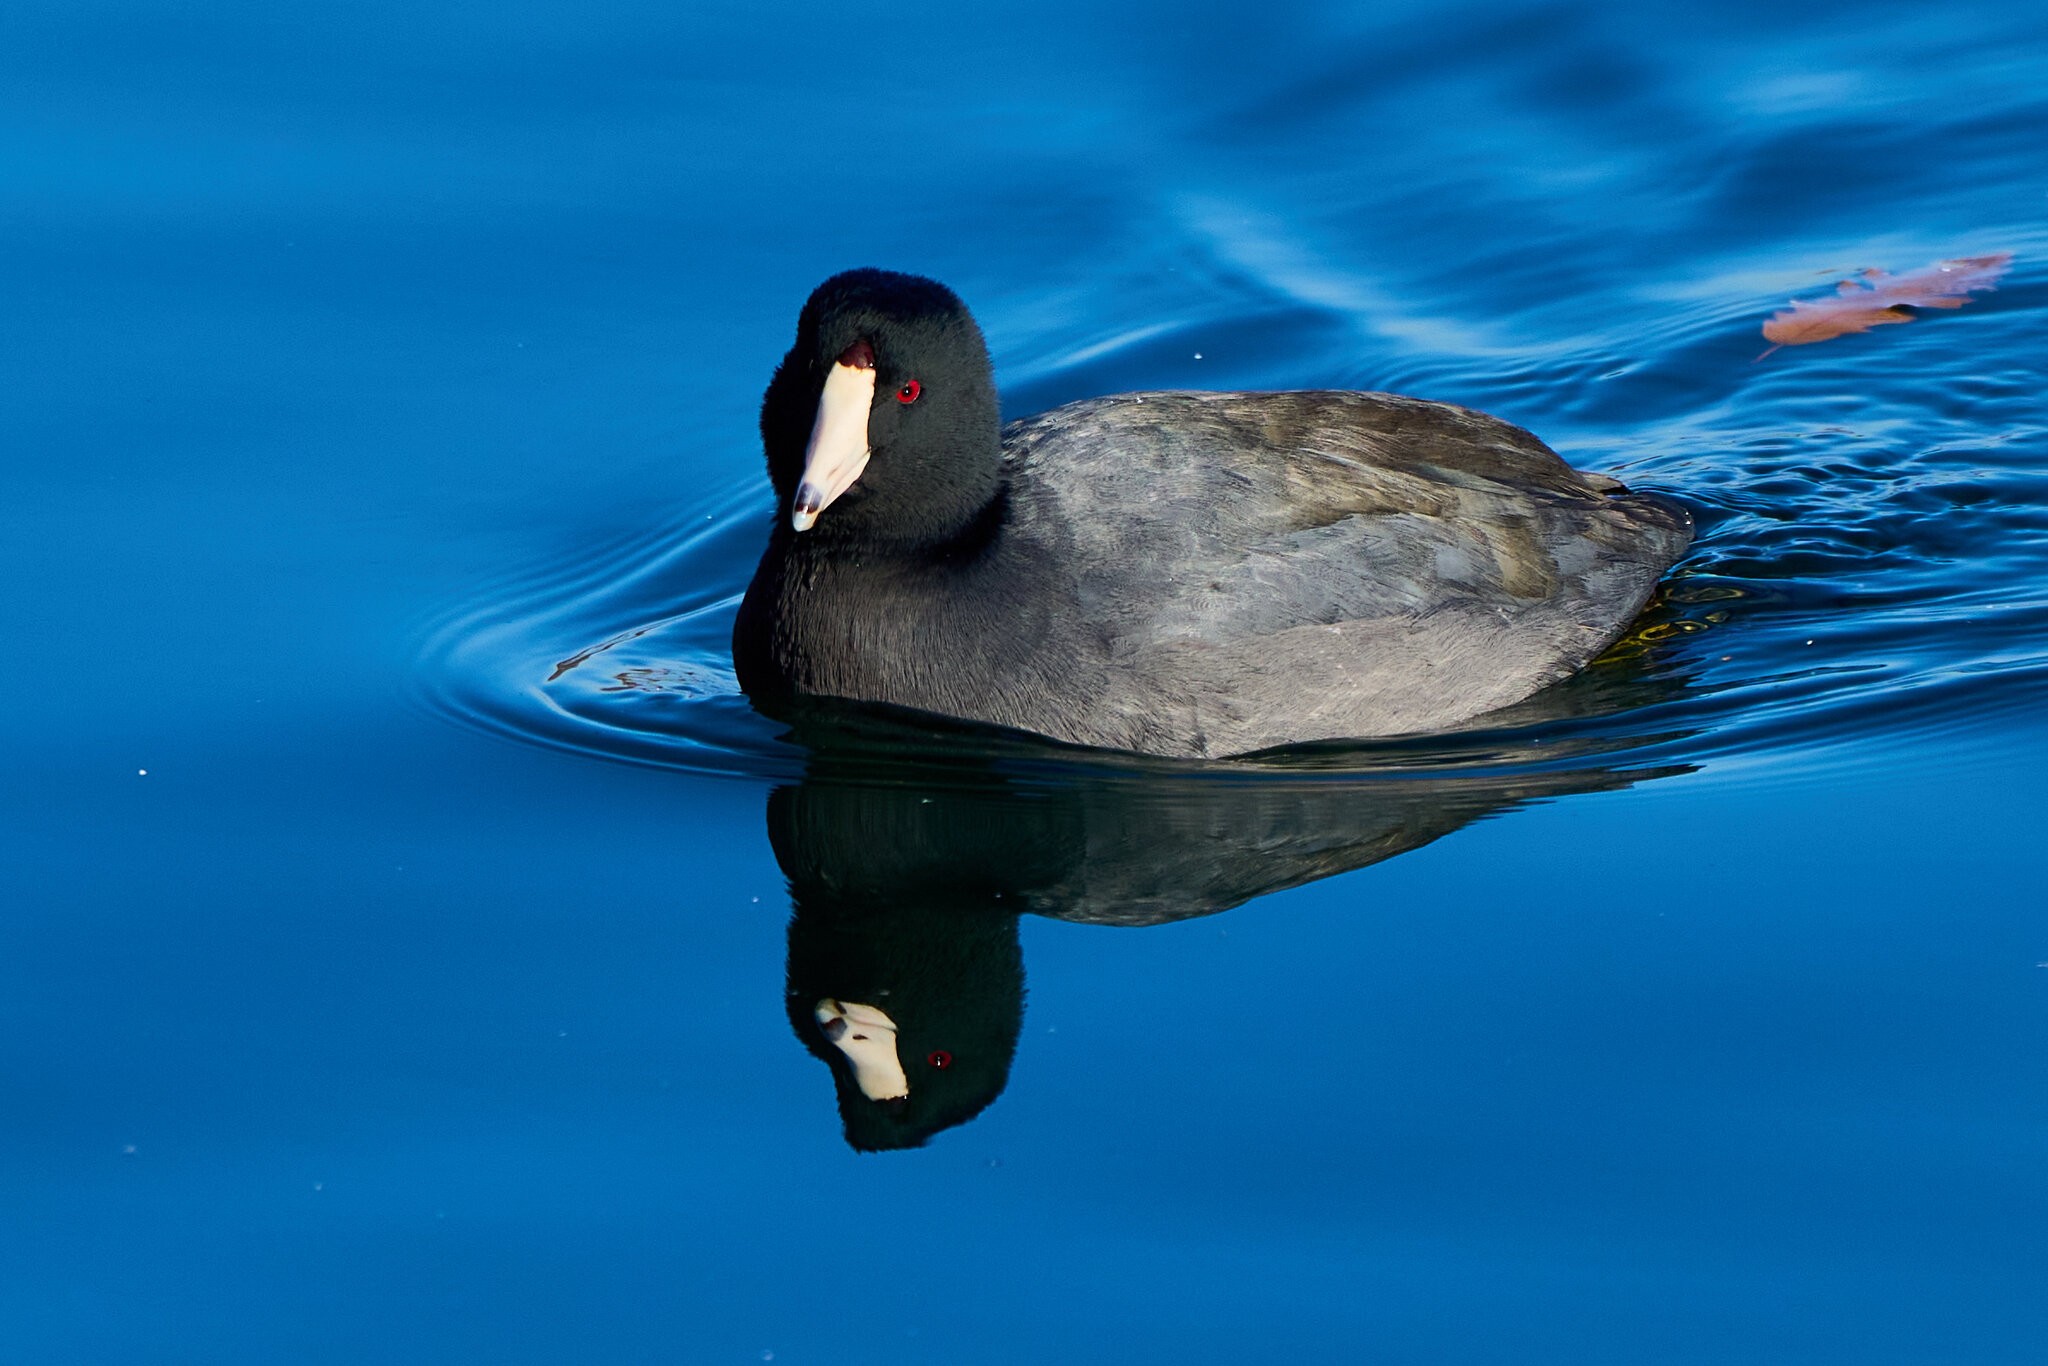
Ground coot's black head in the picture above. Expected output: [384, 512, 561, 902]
[760, 269, 1002, 549]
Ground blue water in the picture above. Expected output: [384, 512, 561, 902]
[6, 1, 2047, 1361]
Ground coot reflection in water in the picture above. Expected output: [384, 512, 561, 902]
[767, 661, 1696, 1149]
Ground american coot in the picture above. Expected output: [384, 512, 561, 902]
[733, 269, 1692, 758]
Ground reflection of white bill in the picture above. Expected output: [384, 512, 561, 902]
[813, 998, 907, 1101]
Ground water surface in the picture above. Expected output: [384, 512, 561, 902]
[5, 1, 2046, 1361]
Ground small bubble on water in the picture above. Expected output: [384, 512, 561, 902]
[137, 769, 148, 776]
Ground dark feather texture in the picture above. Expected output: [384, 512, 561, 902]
[735, 271, 1692, 758]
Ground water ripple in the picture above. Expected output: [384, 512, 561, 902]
[422, 250, 2047, 789]
[420, 13, 2048, 795]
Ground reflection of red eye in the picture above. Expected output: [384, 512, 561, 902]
[897, 379, 921, 404]
[927, 1050, 952, 1069]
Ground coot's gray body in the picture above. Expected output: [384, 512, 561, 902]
[732, 271, 1692, 759]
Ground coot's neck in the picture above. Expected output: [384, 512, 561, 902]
[795, 467, 1010, 570]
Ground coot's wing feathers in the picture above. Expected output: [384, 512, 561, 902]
[1000, 391, 1691, 754]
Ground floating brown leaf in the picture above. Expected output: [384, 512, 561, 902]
[1759, 252, 2011, 355]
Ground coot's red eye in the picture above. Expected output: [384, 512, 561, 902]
[927, 1050, 951, 1069]
[897, 379, 921, 404]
